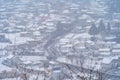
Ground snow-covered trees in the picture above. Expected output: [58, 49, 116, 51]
[98, 20, 106, 33]
[106, 0, 120, 13]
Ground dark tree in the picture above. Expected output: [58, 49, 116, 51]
[114, 22, 120, 37]
[107, 22, 111, 31]
[98, 20, 106, 33]
[89, 23, 98, 36]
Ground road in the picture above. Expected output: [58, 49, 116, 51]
[44, 21, 76, 60]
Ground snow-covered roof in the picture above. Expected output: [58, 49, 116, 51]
[62, 10, 70, 14]
[20, 56, 47, 62]
[6, 55, 14, 59]
[113, 44, 120, 49]
[112, 49, 120, 53]
[0, 58, 13, 72]
[99, 52, 110, 55]
[73, 33, 91, 39]
[102, 56, 119, 64]
[99, 48, 110, 52]
[102, 58, 112, 64]
[59, 38, 70, 43]
[23, 61, 32, 64]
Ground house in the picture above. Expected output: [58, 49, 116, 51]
[98, 48, 111, 56]
[73, 43, 86, 52]
[101, 56, 119, 70]
[0, 35, 11, 43]
[96, 41, 113, 49]
[113, 13, 120, 20]
[112, 44, 120, 55]
[0, 48, 6, 56]
[112, 49, 120, 55]
[59, 44, 72, 53]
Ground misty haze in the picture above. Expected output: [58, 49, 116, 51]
[0, 0, 120, 80]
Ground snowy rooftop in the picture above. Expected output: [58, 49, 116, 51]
[20, 56, 47, 62]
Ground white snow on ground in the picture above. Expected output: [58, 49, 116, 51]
[57, 57, 71, 64]
[6, 54, 14, 59]
[2, 75, 45, 80]
[0, 43, 9, 48]
[2, 78, 21, 80]
[0, 63, 12, 72]
[102, 56, 120, 64]
[64, 33, 74, 39]
[73, 33, 91, 39]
